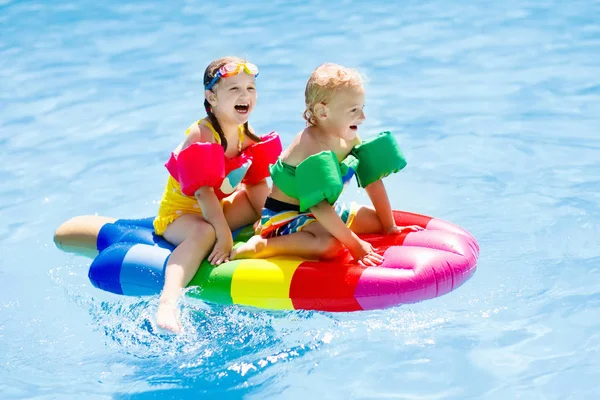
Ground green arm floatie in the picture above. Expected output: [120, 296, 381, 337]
[339, 153, 360, 180]
[269, 159, 299, 199]
[295, 151, 344, 212]
[352, 131, 407, 188]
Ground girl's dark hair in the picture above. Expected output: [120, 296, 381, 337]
[203, 56, 261, 150]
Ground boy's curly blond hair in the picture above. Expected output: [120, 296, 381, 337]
[303, 63, 363, 126]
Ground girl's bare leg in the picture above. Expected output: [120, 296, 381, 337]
[157, 214, 215, 333]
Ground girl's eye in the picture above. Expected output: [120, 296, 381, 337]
[248, 87, 256, 91]
[230, 87, 239, 91]
[351, 108, 357, 112]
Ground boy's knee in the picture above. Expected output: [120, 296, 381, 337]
[318, 236, 344, 259]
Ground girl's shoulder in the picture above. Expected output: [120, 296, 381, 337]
[189, 121, 217, 143]
[178, 120, 217, 152]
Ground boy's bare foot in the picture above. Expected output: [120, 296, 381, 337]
[156, 301, 183, 333]
[230, 235, 267, 260]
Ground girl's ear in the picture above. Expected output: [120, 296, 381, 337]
[314, 103, 328, 120]
[205, 90, 217, 107]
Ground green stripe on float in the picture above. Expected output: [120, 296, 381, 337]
[186, 259, 241, 305]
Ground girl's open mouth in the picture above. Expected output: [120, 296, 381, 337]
[235, 104, 249, 114]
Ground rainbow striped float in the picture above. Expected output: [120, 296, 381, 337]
[53, 210, 479, 311]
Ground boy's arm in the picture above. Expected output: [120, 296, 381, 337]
[310, 201, 379, 264]
[310, 201, 360, 248]
[365, 180, 423, 234]
[364, 180, 396, 233]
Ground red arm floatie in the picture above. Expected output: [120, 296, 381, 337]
[164, 142, 225, 196]
[242, 132, 283, 184]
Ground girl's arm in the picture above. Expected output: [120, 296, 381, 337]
[310, 201, 382, 266]
[195, 186, 232, 265]
[244, 179, 269, 218]
[184, 123, 232, 265]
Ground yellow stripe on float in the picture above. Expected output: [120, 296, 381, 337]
[230, 258, 302, 310]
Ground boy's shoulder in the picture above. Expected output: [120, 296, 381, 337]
[288, 128, 360, 164]
[280, 129, 314, 166]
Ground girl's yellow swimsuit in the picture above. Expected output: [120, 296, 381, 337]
[153, 119, 245, 235]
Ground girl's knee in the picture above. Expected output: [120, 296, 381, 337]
[187, 220, 216, 242]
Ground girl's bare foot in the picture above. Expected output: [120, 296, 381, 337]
[156, 301, 183, 333]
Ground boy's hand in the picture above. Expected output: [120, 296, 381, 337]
[350, 239, 384, 267]
[386, 225, 424, 235]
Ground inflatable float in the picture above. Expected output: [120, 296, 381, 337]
[53, 210, 479, 312]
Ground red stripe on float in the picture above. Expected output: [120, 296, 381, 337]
[354, 210, 434, 253]
[360, 231, 408, 251]
[392, 210, 433, 228]
[289, 261, 366, 311]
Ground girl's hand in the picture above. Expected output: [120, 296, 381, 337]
[350, 239, 384, 267]
[386, 225, 423, 235]
[208, 232, 233, 266]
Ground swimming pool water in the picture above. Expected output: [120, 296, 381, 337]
[1, 0, 599, 398]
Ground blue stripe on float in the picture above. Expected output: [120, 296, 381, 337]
[90, 218, 252, 296]
[119, 244, 170, 296]
[88, 243, 133, 295]
[115, 217, 155, 229]
[97, 218, 174, 252]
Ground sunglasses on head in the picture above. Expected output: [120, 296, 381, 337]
[205, 62, 259, 90]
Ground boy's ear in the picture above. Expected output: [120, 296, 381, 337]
[205, 90, 217, 107]
[314, 103, 328, 120]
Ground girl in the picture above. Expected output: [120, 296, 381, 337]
[231, 63, 420, 266]
[154, 56, 282, 333]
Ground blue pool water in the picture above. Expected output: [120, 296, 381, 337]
[1, 0, 599, 398]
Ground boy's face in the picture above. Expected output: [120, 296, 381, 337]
[321, 86, 366, 140]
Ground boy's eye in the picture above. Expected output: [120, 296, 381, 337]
[351, 108, 357, 112]
[230, 86, 239, 91]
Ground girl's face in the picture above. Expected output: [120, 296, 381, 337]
[206, 72, 257, 125]
[319, 86, 366, 140]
